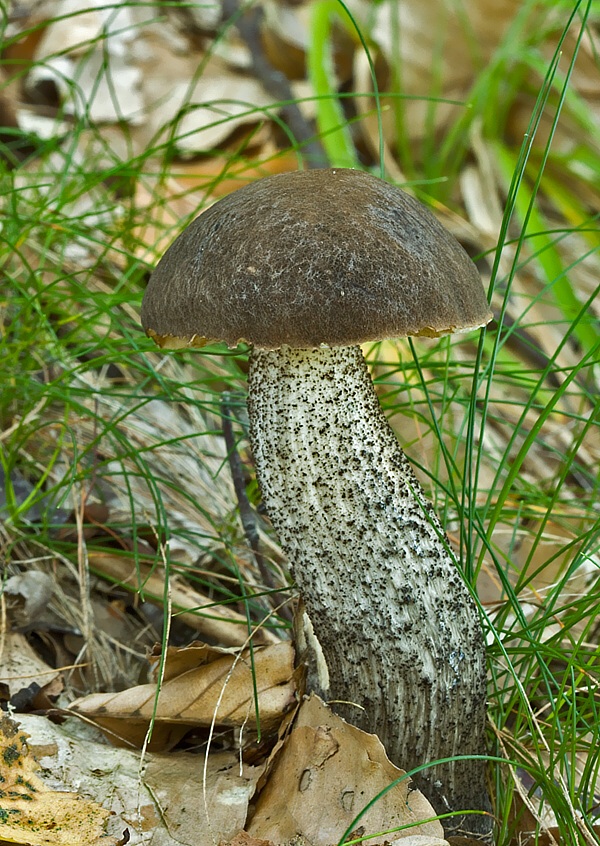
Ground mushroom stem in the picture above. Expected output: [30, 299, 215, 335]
[248, 344, 491, 839]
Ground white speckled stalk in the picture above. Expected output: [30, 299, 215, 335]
[248, 344, 491, 839]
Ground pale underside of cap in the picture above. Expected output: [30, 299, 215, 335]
[141, 168, 492, 350]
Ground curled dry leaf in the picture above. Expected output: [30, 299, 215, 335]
[69, 641, 299, 751]
[139, 52, 277, 157]
[26, 0, 148, 124]
[247, 694, 449, 846]
[0, 714, 118, 846]
[0, 631, 62, 700]
[18, 1, 276, 156]
[3, 570, 55, 626]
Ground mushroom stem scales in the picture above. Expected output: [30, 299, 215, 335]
[248, 343, 491, 838]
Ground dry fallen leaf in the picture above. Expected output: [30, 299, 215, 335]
[10, 712, 265, 846]
[0, 631, 62, 700]
[144, 748, 263, 846]
[247, 694, 448, 846]
[0, 713, 118, 846]
[69, 641, 299, 750]
[3, 572, 55, 623]
[226, 832, 273, 846]
[88, 551, 266, 648]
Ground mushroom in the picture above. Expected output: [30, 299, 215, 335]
[141, 168, 493, 840]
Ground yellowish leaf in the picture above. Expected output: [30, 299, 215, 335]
[0, 714, 118, 846]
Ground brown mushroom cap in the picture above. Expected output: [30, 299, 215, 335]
[141, 168, 492, 350]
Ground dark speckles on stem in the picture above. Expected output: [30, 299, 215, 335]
[247, 343, 490, 835]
